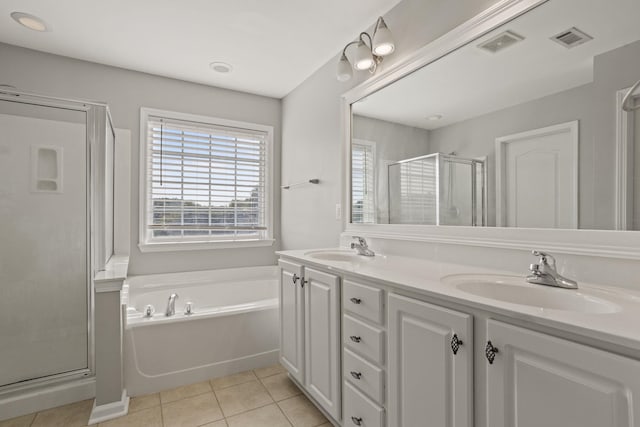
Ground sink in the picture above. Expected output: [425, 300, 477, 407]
[442, 274, 620, 314]
[304, 250, 362, 262]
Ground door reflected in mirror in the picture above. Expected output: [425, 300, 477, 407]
[350, 0, 640, 230]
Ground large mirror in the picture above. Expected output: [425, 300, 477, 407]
[351, 0, 640, 230]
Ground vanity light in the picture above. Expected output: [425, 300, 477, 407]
[337, 17, 395, 81]
[10, 12, 49, 32]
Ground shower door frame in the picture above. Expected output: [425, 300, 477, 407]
[0, 90, 99, 394]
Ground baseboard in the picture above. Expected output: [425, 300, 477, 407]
[0, 377, 95, 422]
[88, 389, 129, 425]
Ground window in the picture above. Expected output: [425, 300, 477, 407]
[139, 108, 273, 251]
[351, 140, 376, 223]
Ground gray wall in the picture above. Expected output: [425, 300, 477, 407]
[353, 115, 430, 223]
[0, 42, 281, 275]
[280, 0, 501, 250]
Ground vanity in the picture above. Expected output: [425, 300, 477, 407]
[277, 249, 640, 427]
[278, 0, 640, 425]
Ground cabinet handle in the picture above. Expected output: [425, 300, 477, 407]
[351, 416, 363, 425]
[451, 333, 463, 355]
[350, 297, 362, 304]
[350, 371, 362, 380]
[300, 277, 307, 288]
[485, 341, 499, 364]
[292, 274, 299, 285]
[350, 335, 362, 343]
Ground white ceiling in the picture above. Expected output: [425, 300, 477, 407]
[0, 0, 403, 98]
[353, 0, 640, 130]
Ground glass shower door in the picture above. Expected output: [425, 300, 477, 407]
[0, 100, 89, 387]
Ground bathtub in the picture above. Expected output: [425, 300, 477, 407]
[123, 266, 279, 396]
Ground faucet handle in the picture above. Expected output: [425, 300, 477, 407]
[531, 250, 555, 266]
[353, 236, 367, 246]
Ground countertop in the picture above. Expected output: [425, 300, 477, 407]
[277, 248, 640, 353]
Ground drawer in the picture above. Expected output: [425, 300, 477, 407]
[344, 349, 384, 404]
[343, 314, 385, 365]
[343, 280, 383, 324]
[344, 381, 385, 427]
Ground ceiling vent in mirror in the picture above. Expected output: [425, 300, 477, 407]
[477, 30, 524, 54]
[551, 27, 593, 49]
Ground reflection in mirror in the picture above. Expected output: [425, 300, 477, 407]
[351, 0, 640, 230]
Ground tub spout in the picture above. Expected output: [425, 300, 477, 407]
[165, 293, 179, 316]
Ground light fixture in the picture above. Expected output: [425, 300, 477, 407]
[10, 12, 49, 32]
[209, 62, 233, 73]
[337, 17, 395, 81]
[427, 114, 444, 121]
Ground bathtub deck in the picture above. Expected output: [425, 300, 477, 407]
[0, 365, 331, 427]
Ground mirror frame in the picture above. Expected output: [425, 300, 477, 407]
[341, 0, 640, 260]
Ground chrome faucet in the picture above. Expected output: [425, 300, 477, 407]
[351, 236, 375, 257]
[165, 293, 179, 316]
[526, 250, 578, 289]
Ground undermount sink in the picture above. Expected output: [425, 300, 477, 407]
[442, 274, 621, 314]
[304, 250, 362, 262]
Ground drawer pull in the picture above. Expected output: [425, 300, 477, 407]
[350, 371, 362, 380]
[351, 416, 363, 425]
[350, 297, 362, 304]
[451, 333, 463, 355]
[350, 335, 362, 343]
[485, 341, 499, 364]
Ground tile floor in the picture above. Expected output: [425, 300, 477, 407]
[0, 364, 331, 427]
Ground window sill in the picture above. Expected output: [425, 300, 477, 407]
[138, 239, 276, 253]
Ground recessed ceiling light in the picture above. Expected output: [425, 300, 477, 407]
[427, 114, 444, 121]
[209, 62, 233, 74]
[10, 12, 49, 32]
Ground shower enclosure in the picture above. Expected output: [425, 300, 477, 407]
[388, 153, 486, 226]
[0, 89, 113, 396]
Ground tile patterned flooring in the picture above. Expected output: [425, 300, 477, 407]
[0, 365, 331, 427]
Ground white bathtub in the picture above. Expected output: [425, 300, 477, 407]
[123, 266, 279, 396]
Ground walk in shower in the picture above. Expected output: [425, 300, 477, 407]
[388, 153, 486, 226]
[0, 89, 113, 404]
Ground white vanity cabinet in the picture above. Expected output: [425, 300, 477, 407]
[304, 267, 342, 421]
[387, 293, 473, 427]
[278, 260, 342, 421]
[484, 319, 640, 427]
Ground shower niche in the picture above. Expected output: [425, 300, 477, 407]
[388, 153, 486, 226]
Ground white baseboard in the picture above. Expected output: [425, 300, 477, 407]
[0, 377, 95, 422]
[88, 389, 129, 425]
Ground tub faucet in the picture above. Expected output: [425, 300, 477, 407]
[351, 236, 375, 257]
[526, 250, 578, 289]
[165, 293, 179, 316]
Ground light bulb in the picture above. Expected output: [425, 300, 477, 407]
[372, 18, 395, 56]
[337, 53, 353, 82]
[353, 41, 374, 71]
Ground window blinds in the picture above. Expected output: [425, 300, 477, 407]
[145, 115, 268, 242]
[352, 143, 376, 223]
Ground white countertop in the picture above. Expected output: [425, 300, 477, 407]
[277, 248, 640, 353]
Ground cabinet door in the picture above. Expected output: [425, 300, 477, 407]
[486, 320, 640, 427]
[279, 259, 304, 384]
[388, 293, 473, 427]
[305, 267, 341, 421]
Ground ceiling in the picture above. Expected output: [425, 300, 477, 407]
[0, 0, 403, 98]
[353, 0, 640, 130]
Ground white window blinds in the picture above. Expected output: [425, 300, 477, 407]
[352, 142, 376, 223]
[143, 114, 269, 244]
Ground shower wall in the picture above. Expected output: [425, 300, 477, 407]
[0, 103, 89, 387]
